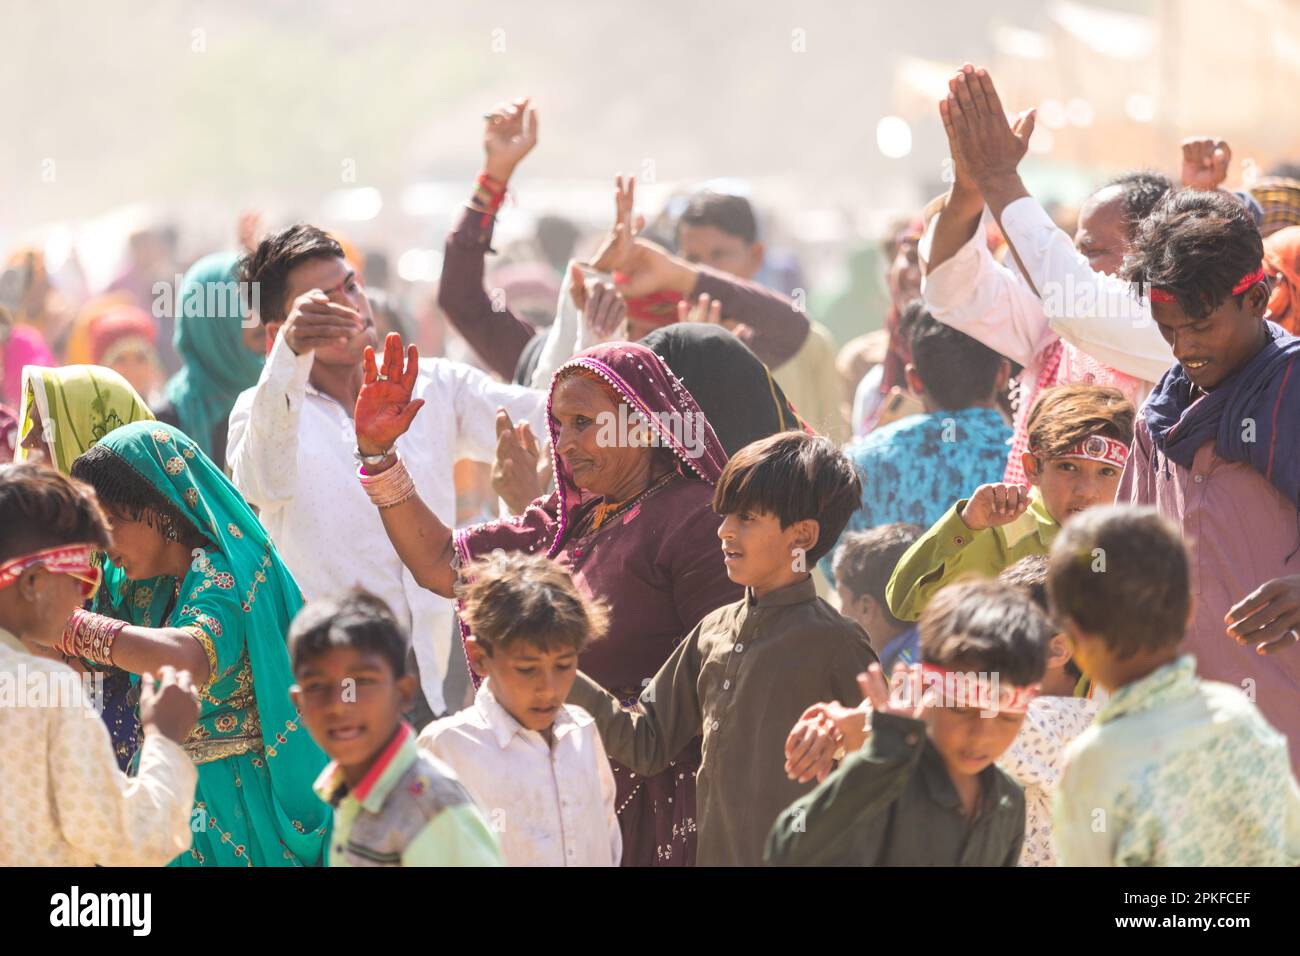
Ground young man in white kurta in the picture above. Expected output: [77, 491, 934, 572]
[419, 679, 621, 867]
[228, 332, 544, 715]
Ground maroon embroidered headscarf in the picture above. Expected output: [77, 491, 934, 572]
[453, 339, 728, 580]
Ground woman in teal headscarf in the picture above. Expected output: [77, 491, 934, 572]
[162, 252, 265, 464]
[69, 421, 329, 866]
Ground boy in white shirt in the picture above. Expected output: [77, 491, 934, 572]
[0, 462, 200, 867]
[993, 555, 1098, 867]
[419, 553, 620, 867]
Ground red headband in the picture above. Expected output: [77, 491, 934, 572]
[1149, 265, 1265, 303]
[1055, 434, 1128, 468]
[894, 663, 1040, 715]
[0, 544, 102, 600]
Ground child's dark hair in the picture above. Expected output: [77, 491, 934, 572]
[998, 554, 1082, 683]
[456, 552, 608, 655]
[1104, 169, 1173, 237]
[237, 223, 346, 326]
[70, 444, 208, 549]
[906, 302, 1006, 410]
[1047, 505, 1189, 660]
[713, 431, 862, 564]
[1122, 188, 1266, 320]
[0, 462, 112, 563]
[289, 588, 408, 678]
[997, 554, 1050, 611]
[1025, 384, 1135, 457]
[677, 191, 759, 245]
[919, 578, 1052, 686]
[832, 524, 923, 630]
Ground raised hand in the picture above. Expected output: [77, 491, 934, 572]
[569, 264, 628, 339]
[280, 289, 363, 355]
[140, 666, 201, 745]
[1181, 136, 1231, 191]
[587, 175, 644, 274]
[859, 662, 929, 722]
[1225, 574, 1300, 655]
[960, 482, 1031, 531]
[944, 64, 1035, 187]
[355, 332, 425, 456]
[492, 408, 545, 513]
[676, 293, 723, 326]
[237, 210, 263, 254]
[483, 97, 538, 184]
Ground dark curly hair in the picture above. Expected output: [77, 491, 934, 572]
[1122, 188, 1265, 320]
[1102, 170, 1173, 238]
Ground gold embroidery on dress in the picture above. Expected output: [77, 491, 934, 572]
[182, 624, 220, 695]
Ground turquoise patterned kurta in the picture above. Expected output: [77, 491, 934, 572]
[87, 422, 331, 866]
[1053, 655, 1300, 866]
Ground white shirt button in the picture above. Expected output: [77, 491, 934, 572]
[722, 679, 731, 690]
[735, 643, 744, 653]
[711, 720, 720, 731]
[1193, 474, 1205, 483]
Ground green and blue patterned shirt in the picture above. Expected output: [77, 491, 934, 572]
[1053, 656, 1300, 866]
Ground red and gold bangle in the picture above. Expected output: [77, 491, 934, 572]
[357, 453, 417, 509]
[60, 608, 126, 667]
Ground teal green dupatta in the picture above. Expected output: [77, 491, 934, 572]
[90, 421, 329, 866]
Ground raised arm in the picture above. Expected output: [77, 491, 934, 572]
[941, 64, 1175, 384]
[437, 97, 541, 381]
[354, 333, 456, 597]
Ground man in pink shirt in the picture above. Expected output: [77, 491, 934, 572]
[1120, 188, 1300, 772]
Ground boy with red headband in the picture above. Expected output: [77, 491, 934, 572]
[765, 578, 1050, 866]
[0, 462, 200, 866]
[885, 383, 1134, 623]
[1121, 188, 1300, 775]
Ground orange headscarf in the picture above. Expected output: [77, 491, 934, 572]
[1263, 226, 1300, 335]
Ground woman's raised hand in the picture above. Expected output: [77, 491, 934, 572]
[355, 332, 425, 455]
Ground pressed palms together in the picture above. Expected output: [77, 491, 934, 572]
[355, 332, 426, 456]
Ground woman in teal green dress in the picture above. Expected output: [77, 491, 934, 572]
[68, 420, 329, 866]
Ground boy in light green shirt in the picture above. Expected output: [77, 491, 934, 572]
[1047, 506, 1300, 866]
[886, 384, 1133, 622]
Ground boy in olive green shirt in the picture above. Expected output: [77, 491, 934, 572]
[570, 432, 877, 866]
[887, 384, 1133, 621]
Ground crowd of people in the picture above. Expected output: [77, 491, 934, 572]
[3, 64, 1300, 868]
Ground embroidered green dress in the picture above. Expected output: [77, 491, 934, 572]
[89, 421, 331, 866]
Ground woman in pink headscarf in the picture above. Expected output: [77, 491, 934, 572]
[1, 305, 56, 408]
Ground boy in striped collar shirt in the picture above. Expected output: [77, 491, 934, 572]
[291, 590, 501, 867]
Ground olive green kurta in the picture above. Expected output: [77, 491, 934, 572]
[765, 711, 1025, 866]
[569, 575, 877, 866]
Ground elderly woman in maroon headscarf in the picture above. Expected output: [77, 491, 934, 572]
[352, 332, 740, 866]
